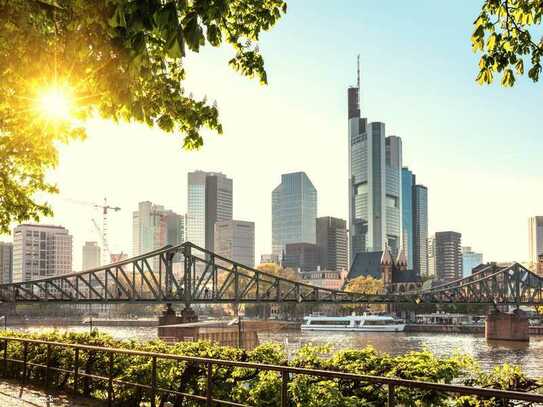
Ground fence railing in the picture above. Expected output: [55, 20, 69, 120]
[1, 336, 543, 406]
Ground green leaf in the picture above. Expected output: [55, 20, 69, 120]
[501, 69, 515, 87]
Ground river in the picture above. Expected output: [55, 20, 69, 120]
[10, 325, 543, 378]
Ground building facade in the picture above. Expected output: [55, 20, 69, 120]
[82, 242, 101, 270]
[316, 217, 348, 272]
[401, 168, 428, 276]
[529, 216, 543, 267]
[413, 184, 428, 276]
[462, 246, 483, 278]
[0, 242, 13, 284]
[299, 269, 347, 290]
[272, 172, 317, 257]
[214, 220, 255, 268]
[186, 171, 233, 252]
[260, 253, 280, 265]
[283, 243, 319, 272]
[434, 231, 462, 282]
[348, 65, 402, 263]
[427, 236, 436, 277]
[12, 224, 72, 283]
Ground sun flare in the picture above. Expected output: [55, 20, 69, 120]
[37, 85, 73, 120]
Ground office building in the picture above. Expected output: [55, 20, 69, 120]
[283, 243, 319, 272]
[132, 202, 184, 256]
[316, 217, 348, 272]
[427, 237, 436, 277]
[529, 216, 543, 266]
[299, 269, 347, 290]
[433, 231, 462, 282]
[348, 60, 402, 262]
[401, 168, 428, 276]
[462, 246, 483, 278]
[12, 224, 72, 283]
[82, 242, 101, 270]
[186, 171, 233, 252]
[0, 242, 13, 284]
[272, 172, 317, 257]
[413, 184, 428, 276]
[214, 220, 255, 267]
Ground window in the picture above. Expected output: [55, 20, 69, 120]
[310, 320, 350, 326]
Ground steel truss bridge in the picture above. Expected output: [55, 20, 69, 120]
[1, 242, 542, 306]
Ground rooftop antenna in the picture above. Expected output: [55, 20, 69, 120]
[357, 54, 360, 90]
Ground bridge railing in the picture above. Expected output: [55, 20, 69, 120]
[1, 336, 542, 406]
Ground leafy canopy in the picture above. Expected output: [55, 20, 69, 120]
[0, 0, 286, 233]
[473, 0, 543, 86]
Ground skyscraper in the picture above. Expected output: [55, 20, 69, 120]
[0, 242, 13, 284]
[82, 241, 101, 270]
[186, 171, 233, 252]
[316, 217, 348, 271]
[529, 216, 543, 266]
[413, 184, 428, 276]
[348, 60, 402, 261]
[462, 246, 483, 278]
[433, 231, 462, 282]
[132, 202, 184, 260]
[272, 172, 317, 257]
[12, 224, 72, 283]
[401, 168, 415, 269]
[283, 243, 320, 272]
[214, 220, 255, 267]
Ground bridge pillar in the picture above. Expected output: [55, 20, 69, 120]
[485, 309, 529, 341]
[157, 304, 199, 342]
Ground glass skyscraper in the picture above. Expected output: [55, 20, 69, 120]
[272, 172, 317, 257]
[462, 246, 483, 278]
[401, 168, 428, 276]
[348, 61, 402, 262]
[529, 216, 543, 267]
[186, 171, 233, 252]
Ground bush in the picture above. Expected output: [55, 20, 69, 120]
[0, 330, 540, 406]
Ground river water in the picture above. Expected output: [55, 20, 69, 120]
[11, 325, 543, 378]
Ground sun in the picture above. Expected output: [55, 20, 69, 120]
[36, 85, 74, 121]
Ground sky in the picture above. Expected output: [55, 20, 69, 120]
[3, 1, 542, 270]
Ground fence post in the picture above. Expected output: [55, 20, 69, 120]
[206, 361, 212, 406]
[281, 370, 289, 407]
[150, 356, 157, 407]
[388, 383, 395, 407]
[73, 348, 79, 394]
[22, 341, 28, 387]
[45, 343, 51, 389]
[3, 339, 7, 377]
[108, 352, 114, 407]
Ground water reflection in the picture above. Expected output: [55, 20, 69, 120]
[10, 326, 543, 377]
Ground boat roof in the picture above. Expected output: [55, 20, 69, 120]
[304, 315, 395, 320]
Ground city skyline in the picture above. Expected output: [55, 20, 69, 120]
[0, 2, 541, 270]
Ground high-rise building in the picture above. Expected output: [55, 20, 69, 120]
[348, 60, 402, 262]
[401, 169, 415, 269]
[186, 171, 233, 252]
[272, 172, 317, 257]
[433, 231, 462, 282]
[427, 236, 436, 277]
[283, 243, 319, 272]
[529, 216, 543, 266]
[82, 242, 101, 270]
[316, 217, 348, 272]
[413, 184, 428, 276]
[462, 246, 483, 278]
[214, 220, 255, 268]
[12, 224, 72, 283]
[0, 242, 13, 284]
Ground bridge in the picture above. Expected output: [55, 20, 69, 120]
[1, 242, 542, 307]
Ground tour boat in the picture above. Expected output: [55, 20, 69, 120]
[301, 314, 405, 332]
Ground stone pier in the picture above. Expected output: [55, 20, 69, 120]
[485, 309, 529, 341]
[157, 304, 198, 341]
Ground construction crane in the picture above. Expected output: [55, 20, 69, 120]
[93, 198, 120, 265]
[63, 197, 121, 265]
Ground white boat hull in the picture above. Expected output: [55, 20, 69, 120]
[301, 324, 406, 333]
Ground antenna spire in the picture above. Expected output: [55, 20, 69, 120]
[357, 54, 360, 90]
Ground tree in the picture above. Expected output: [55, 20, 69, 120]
[0, 0, 286, 233]
[473, 0, 543, 86]
[344, 275, 384, 295]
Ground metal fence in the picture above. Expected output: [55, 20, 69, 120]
[1, 336, 542, 406]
